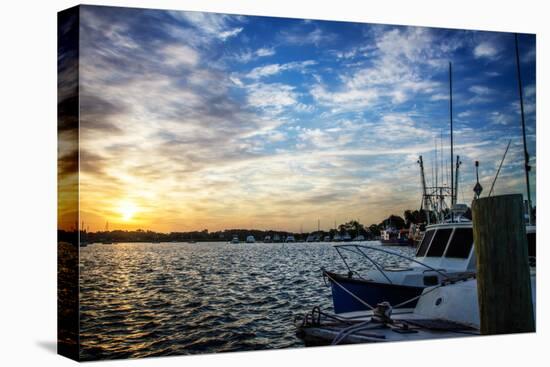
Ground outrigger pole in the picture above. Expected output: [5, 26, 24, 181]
[514, 33, 533, 224]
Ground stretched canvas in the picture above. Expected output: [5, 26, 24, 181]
[58, 4, 536, 361]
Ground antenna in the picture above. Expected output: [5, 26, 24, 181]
[473, 161, 483, 199]
[455, 155, 462, 202]
[514, 33, 533, 224]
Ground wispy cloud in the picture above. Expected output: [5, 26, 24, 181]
[246, 60, 316, 79]
[232, 47, 276, 63]
[169, 10, 244, 41]
[280, 27, 337, 46]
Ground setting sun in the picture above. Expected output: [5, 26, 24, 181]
[117, 201, 139, 221]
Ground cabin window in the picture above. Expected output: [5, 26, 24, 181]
[423, 275, 439, 286]
[444, 228, 474, 259]
[425, 228, 452, 257]
[527, 232, 536, 258]
[416, 230, 435, 257]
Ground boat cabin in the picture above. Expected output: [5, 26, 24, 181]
[415, 222, 536, 272]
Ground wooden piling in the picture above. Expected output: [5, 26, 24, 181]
[472, 194, 534, 335]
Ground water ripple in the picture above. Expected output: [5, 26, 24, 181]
[80, 241, 413, 360]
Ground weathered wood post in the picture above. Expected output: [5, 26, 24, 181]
[472, 194, 534, 334]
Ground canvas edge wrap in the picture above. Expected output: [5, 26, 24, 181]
[58, 5, 80, 361]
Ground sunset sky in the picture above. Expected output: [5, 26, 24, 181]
[75, 5, 536, 233]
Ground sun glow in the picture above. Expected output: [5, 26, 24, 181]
[117, 200, 139, 221]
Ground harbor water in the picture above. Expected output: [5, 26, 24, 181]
[79, 241, 415, 360]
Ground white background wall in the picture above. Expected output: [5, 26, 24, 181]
[0, 0, 547, 366]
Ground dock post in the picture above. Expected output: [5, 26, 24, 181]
[472, 194, 534, 335]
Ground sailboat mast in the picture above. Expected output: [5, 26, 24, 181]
[514, 33, 533, 224]
[449, 62, 455, 206]
[434, 137, 438, 189]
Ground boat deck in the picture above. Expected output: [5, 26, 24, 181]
[296, 309, 479, 346]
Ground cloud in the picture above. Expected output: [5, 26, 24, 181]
[469, 85, 492, 95]
[246, 60, 316, 79]
[430, 93, 448, 101]
[474, 42, 498, 58]
[280, 28, 336, 46]
[233, 47, 276, 63]
[162, 45, 199, 67]
[246, 83, 298, 112]
[168, 10, 244, 41]
[490, 111, 513, 125]
[309, 27, 443, 112]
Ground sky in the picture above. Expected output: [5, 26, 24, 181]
[71, 5, 536, 233]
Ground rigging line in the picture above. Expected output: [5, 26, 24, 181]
[514, 33, 533, 224]
[488, 139, 512, 197]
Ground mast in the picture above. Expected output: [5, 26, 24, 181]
[455, 155, 461, 203]
[434, 137, 438, 189]
[440, 130, 444, 188]
[514, 33, 533, 224]
[449, 62, 455, 206]
[418, 156, 431, 225]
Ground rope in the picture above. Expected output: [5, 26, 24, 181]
[331, 320, 375, 345]
[323, 271, 375, 311]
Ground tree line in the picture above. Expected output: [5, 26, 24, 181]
[62, 208, 442, 244]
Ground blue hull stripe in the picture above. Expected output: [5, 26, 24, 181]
[326, 272, 424, 314]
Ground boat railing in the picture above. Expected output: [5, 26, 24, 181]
[333, 244, 452, 284]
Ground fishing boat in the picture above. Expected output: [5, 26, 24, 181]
[230, 235, 240, 244]
[296, 272, 536, 345]
[246, 235, 255, 243]
[323, 213, 536, 314]
[263, 235, 272, 243]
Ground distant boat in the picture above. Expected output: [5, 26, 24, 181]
[380, 227, 412, 246]
[246, 235, 255, 243]
[231, 235, 239, 244]
[333, 233, 342, 242]
[342, 232, 352, 242]
[285, 235, 296, 243]
[273, 234, 281, 243]
[306, 233, 321, 242]
[353, 235, 365, 241]
[323, 235, 331, 242]
[263, 235, 272, 243]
